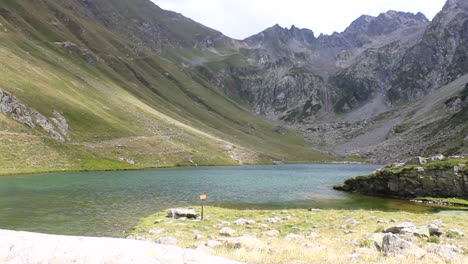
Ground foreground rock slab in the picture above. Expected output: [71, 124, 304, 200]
[0, 229, 243, 264]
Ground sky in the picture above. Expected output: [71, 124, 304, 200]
[151, 0, 447, 40]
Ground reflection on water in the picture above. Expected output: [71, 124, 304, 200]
[0, 164, 465, 237]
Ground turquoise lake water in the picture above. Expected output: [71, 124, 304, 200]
[0, 164, 461, 237]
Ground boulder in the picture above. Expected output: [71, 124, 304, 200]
[424, 244, 462, 261]
[167, 209, 197, 219]
[0, 230, 243, 264]
[428, 224, 442, 236]
[383, 222, 416, 234]
[381, 234, 426, 258]
[219, 227, 236, 237]
[405, 156, 428, 166]
[430, 154, 445, 161]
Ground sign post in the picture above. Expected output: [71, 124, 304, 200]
[199, 194, 207, 220]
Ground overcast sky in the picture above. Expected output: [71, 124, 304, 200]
[151, 0, 447, 39]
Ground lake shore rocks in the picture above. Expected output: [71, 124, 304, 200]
[334, 156, 468, 199]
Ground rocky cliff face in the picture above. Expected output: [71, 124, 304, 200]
[334, 156, 468, 198]
[194, 0, 468, 161]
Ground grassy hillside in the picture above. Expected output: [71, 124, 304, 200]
[0, 0, 330, 175]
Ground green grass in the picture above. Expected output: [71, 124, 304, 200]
[0, 0, 332, 175]
[131, 206, 468, 264]
[415, 197, 468, 206]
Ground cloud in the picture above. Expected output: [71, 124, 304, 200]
[152, 0, 447, 39]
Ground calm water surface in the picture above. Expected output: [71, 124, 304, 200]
[0, 164, 463, 237]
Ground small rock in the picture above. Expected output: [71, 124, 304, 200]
[310, 208, 321, 211]
[390, 219, 398, 223]
[156, 237, 177, 245]
[148, 228, 164, 234]
[257, 223, 269, 228]
[340, 225, 347, 229]
[414, 226, 430, 238]
[383, 222, 416, 234]
[194, 234, 204, 240]
[262, 230, 280, 237]
[345, 218, 360, 225]
[153, 219, 164, 224]
[282, 216, 292, 220]
[428, 224, 442, 236]
[219, 227, 236, 237]
[312, 225, 321, 228]
[430, 154, 445, 161]
[246, 220, 256, 225]
[377, 219, 388, 224]
[285, 233, 304, 240]
[368, 216, 377, 220]
[344, 230, 357, 234]
[266, 217, 281, 223]
[234, 218, 249, 225]
[307, 232, 319, 238]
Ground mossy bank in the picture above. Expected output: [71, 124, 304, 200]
[334, 156, 468, 200]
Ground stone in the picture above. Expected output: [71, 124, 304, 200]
[430, 154, 445, 161]
[233, 218, 248, 225]
[414, 226, 430, 238]
[381, 234, 426, 258]
[219, 227, 236, 237]
[148, 228, 164, 234]
[428, 224, 442, 236]
[405, 156, 428, 166]
[344, 230, 357, 234]
[307, 232, 319, 238]
[424, 244, 461, 261]
[367, 233, 386, 251]
[266, 217, 281, 223]
[222, 236, 269, 250]
[377, 219, 388, 224]
[430, 219, 443, 227]
[205, 240, 223, 248]
[383, 222, 416, 234]
[262, 230, 280, 237]
[282, 216, 292, 220]
[167, 209, 197, 219]
[194, 234, 204, 240]
[284, 233, 305, 240]
[257, 223, 269, 228]
[246, 220, 256, 225]
[345, 218, 360, 225]
[390, 219, 398, 222]
[155, 237, 177, 245]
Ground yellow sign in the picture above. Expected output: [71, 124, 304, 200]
[200, 194, 207, 200]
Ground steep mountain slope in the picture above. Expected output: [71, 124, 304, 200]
[194, 0, 468, 161]
[0, 0, 330, 175]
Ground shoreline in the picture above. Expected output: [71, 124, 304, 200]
[0, 160, 376, 177]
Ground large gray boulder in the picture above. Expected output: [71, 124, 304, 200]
[381, 234, 426, 258]
[167, 209, 197, 219]
[0, 229, 244, 264]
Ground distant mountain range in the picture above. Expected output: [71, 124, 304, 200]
[0, 0, 466, 174]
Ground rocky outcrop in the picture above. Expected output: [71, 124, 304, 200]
[0, 90, 69, 142]
[0, 229, 243, 264]
[334, 156, 468, 198]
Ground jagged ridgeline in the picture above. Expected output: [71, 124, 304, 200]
[0, 0, 467, 175]
[0, 0, 331, 175]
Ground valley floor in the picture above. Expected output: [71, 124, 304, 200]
[131, 207, 468, 264]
